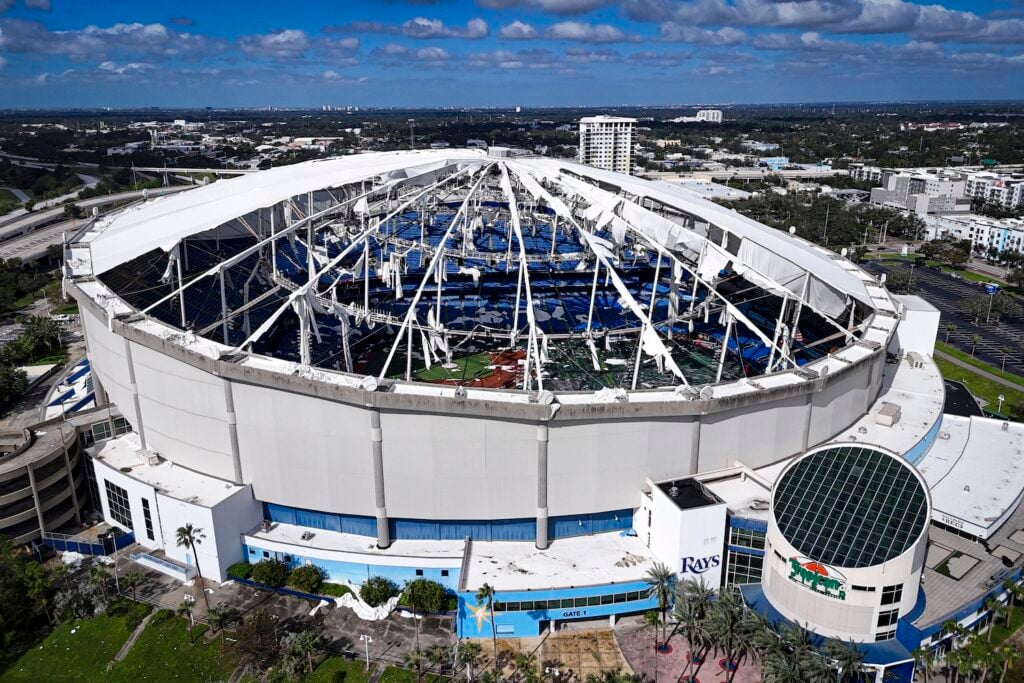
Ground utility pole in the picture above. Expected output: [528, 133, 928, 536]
[408, 119, 416, 149]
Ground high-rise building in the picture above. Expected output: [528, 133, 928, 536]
[578, 115, 635, 174]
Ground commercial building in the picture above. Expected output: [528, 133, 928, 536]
[60, 150, 1024, 680]
[964, 171, 1024, 211]
[924, 213, 1024, 256]
[579, 115, 635, 174]
[867, 167, 971, 216]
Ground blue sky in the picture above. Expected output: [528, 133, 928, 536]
[0, 0, 1022, 107]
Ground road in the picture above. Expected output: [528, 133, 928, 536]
[0, 185, 192, 250]
[865, 259, 1024, 374]
[0, 187, 30, 203]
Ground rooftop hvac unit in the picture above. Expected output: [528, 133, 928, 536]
[876, 402, 902, 427]
[906, 351, 925, 369]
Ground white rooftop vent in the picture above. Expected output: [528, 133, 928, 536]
[906, 351, 924, 369]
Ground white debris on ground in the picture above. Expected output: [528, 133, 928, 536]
[61, 551, 85, 567]
[309, 599, 331, 617]
[333, 584, 400, 621]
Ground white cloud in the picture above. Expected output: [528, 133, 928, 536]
[238, 29, 310, 60]
[547, 20, 638, 42]
[660, 23, 745, 45]
[476, 0, 613, 15]
[401, 17, 489, 39]
[499, 20, 538, 39]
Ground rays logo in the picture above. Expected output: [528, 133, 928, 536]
[680, 555, 721, 574]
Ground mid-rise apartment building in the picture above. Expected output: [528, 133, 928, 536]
[579, 115, 636, 174]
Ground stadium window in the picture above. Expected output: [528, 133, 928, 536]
[876, 629, 896, 641]
[113, 416, 132, 436]
[140, 497, 154, 542]
[574, 597, 587, 607]
[561, 599, 574, 608]
[92, 421, 112, 443]
[588, 596, 601, 606]
[416, 569, 424, 576]
[852, 585, 876, 592]
[627, 591, 640, 602]
[881, 585, 903, 606]
[877, 609, 899, 628]
[441, 570, 449, 577]
[104, 480, 132, 528]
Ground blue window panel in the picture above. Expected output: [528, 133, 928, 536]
[489, 519, 535, 541]
[439, 521, 493, 541]
[591, 509, 633, 534]
[340, 514, 377, 537]
[265, 503, 296, 525]
[295, 508, 340, 532]
[391, 518, 442, 540]
[550, 515, 591, 539]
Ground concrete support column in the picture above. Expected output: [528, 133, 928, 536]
[687, 420, 701, 475]
[801, 392, 814, 451]
[222, 380, 244, 485]
[61, 435, 82, 526]
[370, 409, 390, 549]
[26, 463, 46, 537]
[535, 423, 549, 550]
[123, 339, 148, 451]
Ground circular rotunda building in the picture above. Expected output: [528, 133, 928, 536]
[762, 444, 931, 643]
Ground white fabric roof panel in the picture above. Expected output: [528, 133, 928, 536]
[83, 150, 485, 276]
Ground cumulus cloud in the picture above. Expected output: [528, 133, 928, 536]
[0, 19, 224, 59]
[466, 47, 561, 70]
[547, 20, 639, 42]
[238, 29, 310, 60]
[402, 16, 489, 38]
[499, 20, 538, 39]
[660, 23, 745, 45]
[371, 42, 452, 65]
[329, 17, 489, 39]
[476, 0, 613, 15]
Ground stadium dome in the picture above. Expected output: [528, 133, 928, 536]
[68, 149, 883, 394]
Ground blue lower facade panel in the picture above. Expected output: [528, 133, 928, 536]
[457, 580, 656, 638]
[243, 543, 462, 593]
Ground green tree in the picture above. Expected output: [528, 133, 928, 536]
[476, 583, 498, 676]
[944, 323, 957, 344]
[252, 559, 290, 587]
[287, 564, 325, 594]
[912, 646, 935, 683]
[175, 524, 210, 612]
[970, 334, 983, 358]
[121, 570, 144, 601]
[403, 648, 429, 683]
[644, 562, 676, 650]
[287, 628, 326, 674]
[825, 638, 867, 682]
[705, 586, 752, 683]
[458, 640, 484, 681]
[236, 608, 280, 670]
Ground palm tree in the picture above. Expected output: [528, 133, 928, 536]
[825, 638, 867, 682]
[404, 648, 429, 683]
[177, 600, 195, 642]
[998, 643, 1021, 683]
[1001, 346, 1014, 372]
[1003, 579, 1024, 628]
[475, 583, 498, 675]
[458, 641, 483, 681]
[643, 610, 661, 683]
[985, 597, 1009, 642]
[424, 644, 450, 676]
[912, 646, 935, 683]
[644, 562, 676, 650]
[175, 524, 210, 612]
[513, 652, 539, 683]
[672, 582, 715, 683]
[945, 323, 957, 344]
[121, 570, 144, 601]
[291, 629, 325, 674]
[970, 334, 983, 357]
[705, 586, 750, 683]
[206, 606, 232, 643]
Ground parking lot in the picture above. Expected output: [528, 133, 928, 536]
[864, 260, 1024, 374]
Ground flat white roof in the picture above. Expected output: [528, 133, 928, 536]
[917, 415, 1024, 538]
[245, 521, 465, 567]
[698, 467, 773, 522]
[92, 433, 244, 507]
[463, 532, 655, 592]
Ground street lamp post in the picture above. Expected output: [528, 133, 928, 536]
[998, 395, 1006, 414]
[986, 291, 996, 324]
[360, 634, 373, 672]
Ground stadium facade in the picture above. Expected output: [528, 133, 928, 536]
[63, 149, 1024, 681]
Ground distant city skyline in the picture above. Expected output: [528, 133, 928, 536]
[0, 0, 1021, 108]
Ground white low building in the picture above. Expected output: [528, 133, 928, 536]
[925, 213, 1024, 256]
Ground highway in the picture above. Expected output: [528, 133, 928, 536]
[0, 185, 195, 262]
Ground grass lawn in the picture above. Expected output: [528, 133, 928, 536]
[990, 603, 1024, 645]
[0, 613, 136, 681]
[414, 352, 493, 383]
[303, 656, 372, 683]
[108, 611, 240, 683]
[935, 341, 1024, 387]
[0, 189, 19, 204]
[934, 356, 1024, 418]
[377, 667, 448, 683]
